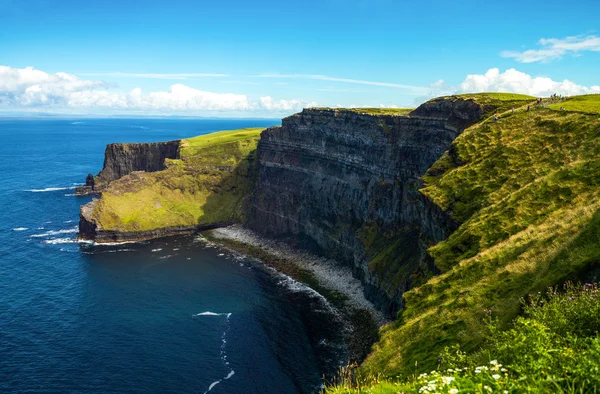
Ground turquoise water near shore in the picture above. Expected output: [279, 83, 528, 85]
[0, 119, 346, 393]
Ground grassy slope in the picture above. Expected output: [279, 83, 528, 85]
[92, 128, 264, 232]
[547, 93, 600, 114]
[328, 94, 600, 390]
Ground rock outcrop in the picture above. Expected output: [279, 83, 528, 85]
[76, 140, 180, 195]
[97, 140, 180, 182]
[76, 98, 484, 314]
[78, 129, 265, 243]
[247, 100, 483, 314]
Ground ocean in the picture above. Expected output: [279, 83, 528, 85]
[0, 118, 346, 393]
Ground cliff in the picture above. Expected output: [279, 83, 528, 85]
[78, 129, 263, 242]
[76, 140, 180, 195]
[75, 93, 600, 390]
[355, 94, 600, 381]
[246, 100, 481, 314]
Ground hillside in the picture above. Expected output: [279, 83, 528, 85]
[329, 94, 600, 392]
[79, 128, 263, 241]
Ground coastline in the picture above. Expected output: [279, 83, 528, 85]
[204, 225, 386, 366]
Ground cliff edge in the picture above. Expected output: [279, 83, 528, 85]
[76, 140, 180, 195]
[78, 128, 263, 242]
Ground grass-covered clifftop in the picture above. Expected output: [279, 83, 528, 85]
[88, 128, 264, 234]
[329, 94, 600, 392]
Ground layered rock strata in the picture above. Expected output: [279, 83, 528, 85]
[76, 140, 180, 195]
[247, 100, 482, 313]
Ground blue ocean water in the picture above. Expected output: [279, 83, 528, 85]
[0, 119, 346, 393]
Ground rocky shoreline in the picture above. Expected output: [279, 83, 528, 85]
[209, 225, 385, 324]
[204, 225, 386, 364]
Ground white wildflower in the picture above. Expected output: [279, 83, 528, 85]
[492, 374, 501, 380]
[490, 360, 498, 365]
[449, 389, 459, 394]
[484, 385, 492, 392]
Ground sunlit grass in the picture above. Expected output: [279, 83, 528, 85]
[92, 128, 264, 232]
[348, 104, 600, 382]
[548, 94, 600, 114]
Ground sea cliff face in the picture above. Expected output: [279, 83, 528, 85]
[76, 140, 180, 195]
[76, 99, 484, 313]
[98, 140, 180, 182]
[247, 100, 482, 313]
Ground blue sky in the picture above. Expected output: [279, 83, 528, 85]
[1, 0, 599, 116]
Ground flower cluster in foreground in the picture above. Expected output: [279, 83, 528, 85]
[414, 360, 514, 394]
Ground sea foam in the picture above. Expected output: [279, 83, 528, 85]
[31, 228, 78, 238]
[26, 186, 77, 193]
[196, 312, 235, 393]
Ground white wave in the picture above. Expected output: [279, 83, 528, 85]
[26, 186, 77, 193]
[71, 121, 85, 125]
[201, 312, 234, 394]
[206, 381, 220, 392]
[195, 312, 222, 316]
[12, 227, 29, 231]
[105, 248, 136, 253]
[218, 253, 225, 256]
[64, 220, 73, 223]
[31, 228, 78, 238]
[42, 238, 77, 245]
[151, 248, 162, 252]
[92, 240, 141, 246]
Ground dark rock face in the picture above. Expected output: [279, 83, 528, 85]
[247, 101, 482, 314]
[98, 140, 180, 182]
[75, 141, 180, 196]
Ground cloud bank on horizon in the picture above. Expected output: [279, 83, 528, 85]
[0, 64, 598, 116]
[0, 66, 315, 116]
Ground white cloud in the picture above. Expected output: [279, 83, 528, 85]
[0, 65, 108, 105]
[77, 72, 230, 80]
[501, 35, 600, 63]
[457, 68, 600, 96]
[0, 65, 313, 114]
[256, 73, 429, 93]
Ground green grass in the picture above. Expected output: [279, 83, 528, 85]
[548, 94, 600, 114]
[347, 108, 414, 116]
[328, 282, 600, 393]
[329, 99, 600, 386]
[455, 92, 535, 102]
[91, 128, 264, 232]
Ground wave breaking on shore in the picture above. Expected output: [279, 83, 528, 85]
[209, 225, 386, 325]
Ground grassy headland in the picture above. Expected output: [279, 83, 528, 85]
[90, 128, 264, 232]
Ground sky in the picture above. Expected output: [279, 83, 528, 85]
[0, 0, 599, 117]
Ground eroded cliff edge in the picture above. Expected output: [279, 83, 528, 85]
[246, 100, 482, 313]
[76, 140, 180, 195]
[77, 98, 488, 314]
[79, 129, 263, 242]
